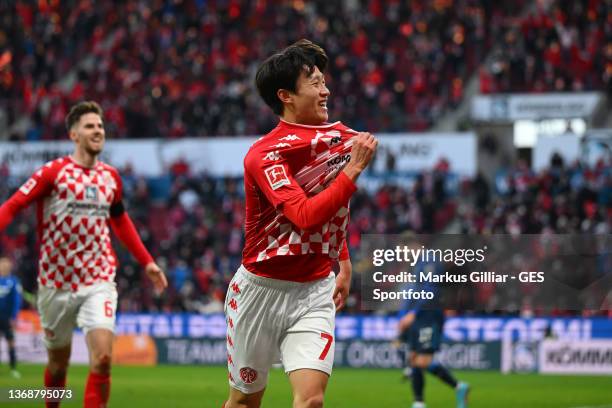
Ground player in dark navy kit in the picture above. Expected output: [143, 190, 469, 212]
[0, 257, 22, 378]
[397, 259, 469, 408]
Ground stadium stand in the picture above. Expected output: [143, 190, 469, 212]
[482, 0, 610, 95]
[2, 0, 524, 140]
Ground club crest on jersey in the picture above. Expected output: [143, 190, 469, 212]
[264, 165, 290, 190]
[311, 130, 343, 156]
[19, 178, 37, 195]
[85, 186, 98, 201]
[239, 367, 258, 384]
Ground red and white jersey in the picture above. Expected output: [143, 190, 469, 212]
[19, 156, 122, 291]
[242, 120, 355, 282]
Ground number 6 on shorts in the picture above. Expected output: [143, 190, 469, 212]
[319, 332, 333, 360]
[104, 300, 113, 317]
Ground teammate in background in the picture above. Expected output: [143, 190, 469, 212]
[0, 101, 167, 408]
[223, 39, 377, 408]
[397, 261, 470, 408]
[0, 257, 22, 378]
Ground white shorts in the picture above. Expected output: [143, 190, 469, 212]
[37, 282, 118, 349]
[225, 265, 336, 394]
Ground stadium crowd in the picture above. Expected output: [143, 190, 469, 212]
[481, 0, 611, 94]
[459, 156, 611, 235]
[2, 0, 525, 140]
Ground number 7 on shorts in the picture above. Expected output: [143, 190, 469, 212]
[319, 332, 333, 360]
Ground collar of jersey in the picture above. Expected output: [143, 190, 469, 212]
[279, 119, 341, 129]
[67, 155, 101, 170]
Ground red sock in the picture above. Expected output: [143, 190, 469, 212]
[44, 367, 66, 408]
[84, 372, 111, 408]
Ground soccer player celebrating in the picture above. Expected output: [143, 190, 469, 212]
[0, 257, 22, 378]
[0, 101, 167, 408]
[223, 39, 377, 408]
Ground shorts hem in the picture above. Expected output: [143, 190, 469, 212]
[228, 381, 267, 394]
[283, 362, 332, 376]
[412, 348, 438, 355]
[81, 324, 115, 336]
[43, 338, 73, 350]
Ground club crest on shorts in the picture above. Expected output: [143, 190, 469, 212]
[264, 165, 290, 190]
[44, 328, 55, 339]
[239, 367, 258, 384]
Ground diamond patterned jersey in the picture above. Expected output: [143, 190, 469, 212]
[18, 156, 123, 291]
[242, 120, 355, 281]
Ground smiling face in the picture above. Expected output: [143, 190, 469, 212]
[282, 65, 330, 125]
[70, 112, 105, 156]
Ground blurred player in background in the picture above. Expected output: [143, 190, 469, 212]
[0, 101, 167, 408]
[223, 39, 377, 408]
[0, 256, 22, 378]
[397, 260, 470, 408]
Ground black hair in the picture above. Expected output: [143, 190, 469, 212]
[255, 39, 328, 115]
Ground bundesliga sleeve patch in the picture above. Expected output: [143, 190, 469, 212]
[19, 178, 37, 195]
[264, 164, 291, 190]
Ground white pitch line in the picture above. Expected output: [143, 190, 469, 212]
[569, 405, 612, 408]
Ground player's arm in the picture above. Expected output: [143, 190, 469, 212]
[108, 171, 167, 293]
[0, 167, 56, 231]
[109, 206, 168, 293]
[11, 279, 22, 325]
[248, 132, 377, 230]
[398, 311, 416, 333]
[397, 288, 419, 335]
[333, 240, 352, 310]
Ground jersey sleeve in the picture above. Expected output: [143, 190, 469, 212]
[106, 167, 153, 266]
[244, 151, 304, 208]
[245, 151, 357, 231]
[0, 162, 59, 231]
[107, 166, 126, 217]
[109, 212, 154, 267]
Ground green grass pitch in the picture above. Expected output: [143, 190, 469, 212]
[1, 364, 611, 407]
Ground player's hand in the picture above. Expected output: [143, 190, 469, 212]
[391, 338, 403, 349]
[343, 132, 378, 182]
[334, 259, 352, 311]
[145, 262, 168, 294]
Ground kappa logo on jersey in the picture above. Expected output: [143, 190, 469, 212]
[19, 178, 37, 195]
[263, 150, 281, 161]
[264, 165, 290, 190]
[270, 142, 292, 149]
[239, 367, 258, 384]
[311, 130, 343, 156]
[85, 186, 98, 201]
[279, 134, 301, 141]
